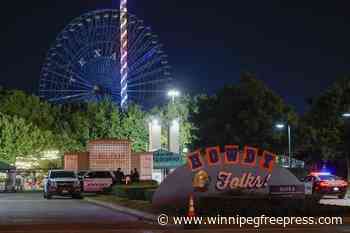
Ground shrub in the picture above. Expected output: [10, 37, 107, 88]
[112, 181, 159, 201]
[102, 186, 113, 194]
[112, 185, 128, 198]
[144, 189, 156, 202]
[125, 187, 147, 200]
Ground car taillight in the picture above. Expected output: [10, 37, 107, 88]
[319, 181, 329, 187]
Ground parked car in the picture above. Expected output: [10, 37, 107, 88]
[43, 170, 82, 199]
[82, 171, 115, 193]
[303, 172, 348, 199]
[77, 170, 88, 190]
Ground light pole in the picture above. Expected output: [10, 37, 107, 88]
[167, 89, 180, 104]
[149, 117, 161, 151]
[167, 89, 181, 154]
[275, 123, 292, 168]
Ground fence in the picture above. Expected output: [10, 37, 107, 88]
[276, 155, 305, 168]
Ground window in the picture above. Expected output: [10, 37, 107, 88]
[318, 175, 338, 181]
[50, 171, 76, 179]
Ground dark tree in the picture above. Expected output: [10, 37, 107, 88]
[189, 73, 297, 152]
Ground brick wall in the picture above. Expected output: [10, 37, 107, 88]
[64, 154, 78, 171]
[131, 152, 153, 180]
[88, 139, 131, 174]
[64, 152, 89, 171]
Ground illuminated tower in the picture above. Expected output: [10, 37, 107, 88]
[120, 0, 128, 109]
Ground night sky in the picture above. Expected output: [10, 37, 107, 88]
[1, 1, 350, 112]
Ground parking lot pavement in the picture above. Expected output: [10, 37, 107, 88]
[320, 196, 350, 207]
[0, 192, 138, 225]
[0, 193, 349, 233]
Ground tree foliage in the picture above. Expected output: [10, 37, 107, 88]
[0, 91, 150, 165]
[189, 73, 298, 151]
[120, 105, 148, 152]
[0, 113, 54, 164]
[298, 76, 350, 161]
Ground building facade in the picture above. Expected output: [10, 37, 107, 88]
[88, 139, 131, 174]
[64, 139, 154, 180]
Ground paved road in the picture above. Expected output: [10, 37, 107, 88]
[320, 196, 350, 207]
[0, 192, 138, 225]
[0, 192, 148, 232]
[0, 193, 349, 233]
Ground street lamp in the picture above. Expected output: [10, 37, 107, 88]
[275, 123, 292, 168]
[167, 89, 180, 104]
[342, 112, 350, 118]
[275, 124, 285, 129]
[152, 118, 159, 127]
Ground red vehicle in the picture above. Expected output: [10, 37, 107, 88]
[304, 172, 348, 199]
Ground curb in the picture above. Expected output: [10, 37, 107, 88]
[84, 197, 158, 222]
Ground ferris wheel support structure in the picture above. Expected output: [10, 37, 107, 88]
[120, 0, 128, 110]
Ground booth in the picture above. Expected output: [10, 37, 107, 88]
[0, 161, 16, 192]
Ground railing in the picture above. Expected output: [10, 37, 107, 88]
[276, 155, 305, 168]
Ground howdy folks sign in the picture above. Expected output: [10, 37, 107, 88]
[152, 145, 303, 209]
[188, 146, 275, 192]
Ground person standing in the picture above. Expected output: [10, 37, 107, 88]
[114, 168, 122, 184]
[132, 168, 140, 183]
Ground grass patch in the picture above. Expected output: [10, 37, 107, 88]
[90, 195, 159, 214]
[18, 189, 43, 193]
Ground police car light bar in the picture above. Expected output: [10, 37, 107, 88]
[310, 172, 331, 176]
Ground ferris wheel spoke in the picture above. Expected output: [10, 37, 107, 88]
[129, 48, 158, 71]
[128, 40, 154, 64]
[40, 80, 90, 93]
[129, 63, 157, 80]
[128, 34, 150, 59]
[60, 38, 83, 68]
[129, 53, 163, 75]
[101, 18, 113, 55]
[128, 23, 146, 47]
[129, 38, 153, 56]
[129, 46, 161, 72]
[47, 71, 92, 90]
[110, 93, 120, 98]
[128, 66, 167, 83]
[40, 89, 90, 93]
[49, 52, 93, 87]
[44, 56, 90, 84]
[45, 69, 93, 89]
[110, 91, 122, 97]
[128, 90, 166, 93]
[48, 92, 92, 102]
[128, 77, 172, 88]
[107, 26, 118, 57]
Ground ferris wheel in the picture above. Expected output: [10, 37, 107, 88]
[39, 9, 172, 109]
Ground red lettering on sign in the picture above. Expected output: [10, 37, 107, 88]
[187, 150, 204, 171]
[206, 146, 221, 166]
[187, 145, 276, 172]
[260, 151, 276, 172]
[224, 145, 240, 164]
[241, 146, 258, 167]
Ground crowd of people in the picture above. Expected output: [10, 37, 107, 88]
[113, 168, 139, 184]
